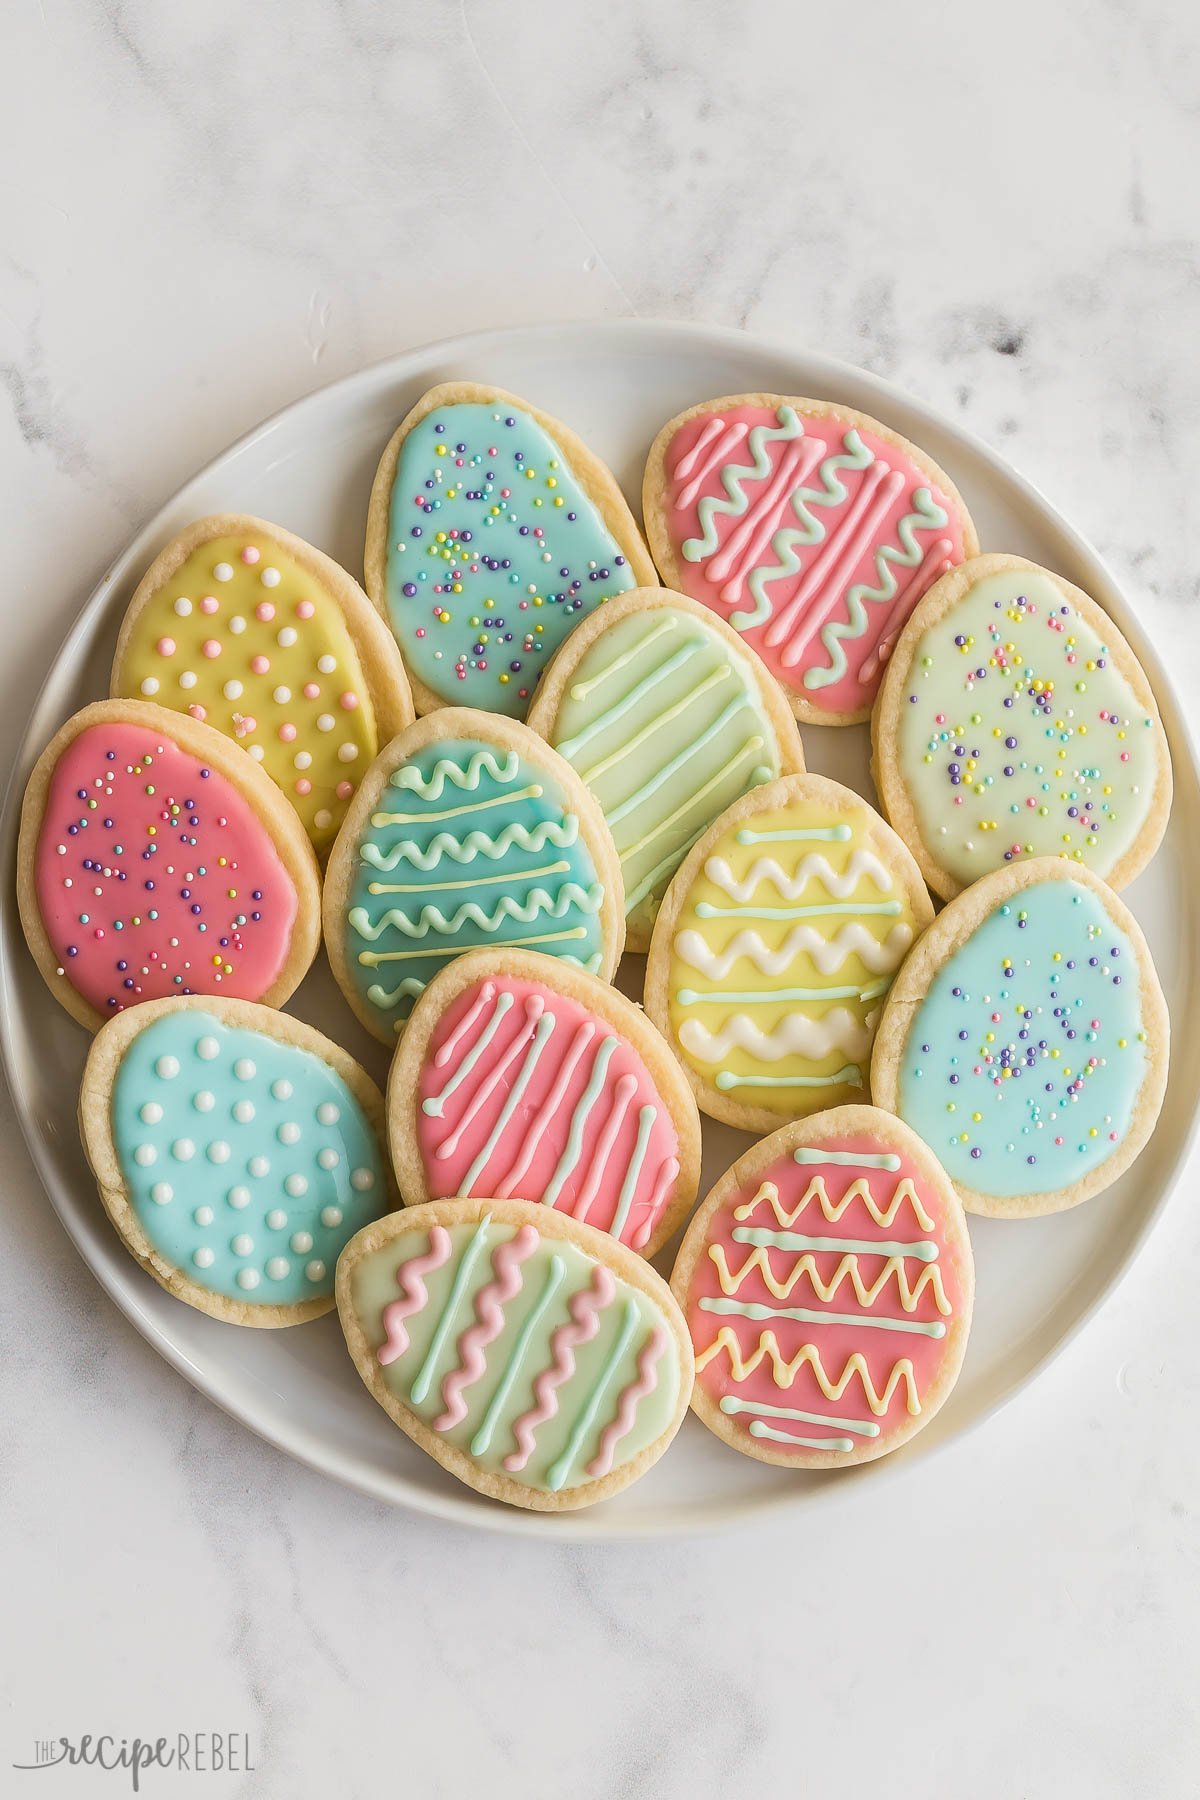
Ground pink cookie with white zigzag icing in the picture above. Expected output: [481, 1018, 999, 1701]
[388, 948, 702, 1257]
[644, 394, 978, 725]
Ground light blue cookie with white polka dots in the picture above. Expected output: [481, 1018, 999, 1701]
[81, 996, 393, 1325]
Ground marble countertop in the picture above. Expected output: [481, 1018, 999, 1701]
[3, 2, 1198, 1795]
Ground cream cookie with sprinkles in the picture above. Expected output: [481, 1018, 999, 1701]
[872, 553, 1172, 899]
[112, 514, 414, 854]
[337, 1197, 692, 1511]
[365, 382, 656, 718]
[323, 710, 625, 1044]
[18, 700, 320, 1029]
[526, 587, 805, 948]
[871, 857, 1169, 1216]
[80, 997, 393, 1325]
[672, 1106, 973, 1469]
[645, 772, 933, 1132]
[644, 393, 978, 724]
[388, 947, 702, 1257]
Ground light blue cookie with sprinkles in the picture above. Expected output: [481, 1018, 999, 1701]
[80, 997, 393, 1324]
[323, 711, 626, 1044]
[364, 382, 656, 719]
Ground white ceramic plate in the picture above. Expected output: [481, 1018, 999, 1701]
[3, 320, 1195, 1540]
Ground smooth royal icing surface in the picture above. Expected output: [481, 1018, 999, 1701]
[113, 1010, 385, 1304]
[352, 1215, 680, 1491]
[547, 604, 781, 927]
[662, 404, 966, 713]
[897, 878, 1148, 1197]
[342, 738, 608, 1035]
[685, 1134, 967, 1456]
[895, 566, 1162, 887]
[667, 796, 923, 1110]
[416, 975, 681, 1249]
[34, 721, 298, 1014]
[385, 403, 635, 715]
[116, 532, 378, 850]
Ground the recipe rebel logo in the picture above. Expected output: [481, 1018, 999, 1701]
[12, 1734, 256, 1791]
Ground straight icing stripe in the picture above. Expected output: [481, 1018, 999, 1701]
[718, 1394, 880, 1436]
[794, 1148, 901, 1170]
[608, 1106, 657, 1242]
[541, 1036, 619, 1209]
[408, 1217, 493, 1404]
[749, 1421, 854, 1451]
[468, 1254, 566, 1457]
[545, 1296, 641, 1491]
[731, 1226, 939, 1261]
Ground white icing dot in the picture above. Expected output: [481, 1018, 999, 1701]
[317, 1147, 339, 1171]
[320, 1205, 343, 1228]
[233, 1058, 256, 1081]
[196, 1036, 220, 1060]
[271, 1078, 293, 1101]
[237, 1268, 260, 1291]
[223, 679, 244, 701]
[232, 1234, 254, 1256]
[316, 1102, 340, 1126]
[266, 1257, 290, 1281]
[140, 677, 160, 696]
[193, 1090, 215, 1113]
[207, 1140, 231, 1164]
[229, 615, 247, 635]
[133, 1144, 157, 1166]
[228, 1185, 251, 1209]
[273, 685, 292, 704]
[266, 1209, 288, 1230]
[305, 1261, 326, 1283]
[156, 1056, 179, 1080]
[316, 714, 335, 732]
[233, 1099, 255, 1123]
[314, 809, 332, 830]
[248, 1155, 270, 1179]
[248, 744, 265, 761]
[277, 627, 297, 648]
[293, 751, 312, 770]
[179, 670, 198, 689]
[351, 1168, 376, 1192]
[337, 743, 359, 763]
[317, 655, 336, 674]
[150, 1182, 173, 1205]
[140, 1102, 163, 1124]
[173, 597, 192, 617]
[194, 1247, 215, 1270]
[278, 1122, 301, 1145]
[261, 567, 281, 588]
[214, 562, 234, 582]
[194, 1205, 214, 1226]
[172, 1138, 195, 1162]
[291, 1231, 313, 1254]
[284, 1173, 308, 1198]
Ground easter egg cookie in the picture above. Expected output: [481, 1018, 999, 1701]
[112, 514, 414, 854]
[18, 700, 320, 1030]
[323, 710, 625, 1044]
[80, 997, 392, 1325]
[527, 588, 805, 948]
[388, 947, 702, 1256]
[337, 1197, 692, 1511]
[644, 393, 977, 725]
[871, 858, 1169, 1216]
[365, 382, 656, 719]
[672, 1106, 973, 1469]
[873, 553, 1172, 899]
[645, 772, 933, 1132]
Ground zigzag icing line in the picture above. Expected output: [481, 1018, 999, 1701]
[735, 1176, 936, 1232]
[349, 884, 604, 943]
[731, 427, 875, 630]
[377, 1228, 452, 1366]
[585, 1324, 668, 1478]
[504, 1264, 615, 1472]
[704, 848, 894, 903]
[803, 487, 951, 690]
[708, 1244, 951, 1314]
[674, 921, 912, 979]
[681, 408, 806, 561]
[365, 975, 428, 1011]
[388, 749, 521, 799]
[361, 817, 580, 873]
[434, 1225, 539, 1430]
[678, 1009, 877, 1064]
[694, 1328, 920, 1415]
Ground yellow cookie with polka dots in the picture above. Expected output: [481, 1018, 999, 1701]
[112, 515, 414, 854]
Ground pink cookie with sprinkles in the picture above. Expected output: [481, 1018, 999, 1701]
[17, 700, 321, 1030]
[672, 1105, 974, 1469]
[112, 514, 414, 855]
[872, 553, 1172, 899]
[643, 393, 978, 725]
[387, 947, 702, 1258]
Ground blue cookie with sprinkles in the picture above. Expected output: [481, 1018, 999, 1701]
[322, 710, 626, 1044]
[871, 857, 1169, 1217]
[364, 382, 657, 718]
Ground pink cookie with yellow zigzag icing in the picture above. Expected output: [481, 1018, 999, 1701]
[672, 1105, 974, 1468]
[644, 394, 978, 725]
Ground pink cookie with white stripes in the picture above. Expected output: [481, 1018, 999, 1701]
[672, 1106, 974, 1468]
[644, 394, 978, 725]
[336, 1197, 693, 1511]
[388, 948, 702, 1258]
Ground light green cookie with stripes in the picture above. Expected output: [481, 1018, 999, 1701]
[527, 589, 805, 949]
